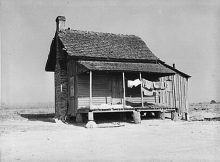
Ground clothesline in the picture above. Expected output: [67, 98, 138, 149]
[127, 78, 167, 89]
[127, 78, 172, 96]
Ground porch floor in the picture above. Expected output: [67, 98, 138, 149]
[77, 105, 176, 114]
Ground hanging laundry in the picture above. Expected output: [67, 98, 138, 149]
[153, 82, 161, 90]
[133, 79, 142, 87]
[142, 87, 154, 96]
[142, 79, 153, 90]
[127, 80, 134, 88]
[152, 90, 158, 96]
[160, 81, 166, 90]
[127, 79, 141, 88]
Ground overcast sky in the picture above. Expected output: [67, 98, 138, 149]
[1, 0, 220, 106]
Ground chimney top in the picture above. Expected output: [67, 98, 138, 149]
[56, 16, 66, 32]
[56, 16, 66, 22]
[173, 63, 175, 69]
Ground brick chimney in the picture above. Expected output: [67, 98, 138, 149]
[173, 63, 175, 69]
[56, 16, 66, 32]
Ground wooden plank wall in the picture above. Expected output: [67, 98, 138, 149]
[126, 96, 158, 104]
[67, 60, 77, 116]
[160, 74, 188, 115]
[68, 68, 189, 114]
[77, 72, 160, 109]
[67, 60, 188, 116]
[78, 97, 112, 108]
[77, 73, 114, 108]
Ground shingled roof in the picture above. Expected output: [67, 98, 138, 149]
[45, 17, 193, 78]
[77, 60, 175, 76]
[45, 29, 161, 71]
[59, 29, 158, 61]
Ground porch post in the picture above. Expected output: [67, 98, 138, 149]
[185, 78, 189, 120]
[172, 75, 176, 108]
[139, 72, 144, 108]
[89, 71, 92, 109]
[86, 70, 97, 128]
[122, 72, 126, 108]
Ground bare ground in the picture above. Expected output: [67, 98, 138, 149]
[0, 105, 220, 162]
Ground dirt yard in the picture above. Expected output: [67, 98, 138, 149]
[0, 105, 220, 162]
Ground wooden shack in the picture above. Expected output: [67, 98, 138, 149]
[45, 16, 190, 124]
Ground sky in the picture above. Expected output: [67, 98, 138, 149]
[1, 0, 220, 106]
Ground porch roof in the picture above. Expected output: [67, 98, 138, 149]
[77, 60, 175, 76]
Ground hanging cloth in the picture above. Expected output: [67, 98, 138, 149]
[153, 82, 161, 90]
[127, 79, 141, 88]
[152, 90, 158, 96]
[127, 80, 134, 88]
[142, 87, 154, 96]
[142, 79, 153, 90]
[133, 79, 141, 87]
[160, 81, 166, 90]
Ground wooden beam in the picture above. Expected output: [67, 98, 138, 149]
[172, 75, 176, 108]
[185, 78, 189, 114]
[133, 110, 141, 124]
[179, 76, 183, 114]
[165, 77, 168, 107]
[89, 71, 92, 110]
[177, 75, 181, 110]
[75, 74, 78, 115]
[161, 77, 165, 105]
[88, 112, 94, 121]
[122, 72, 126, 108]
[74, 61, 78, 116]
[139, 72, 144, 108]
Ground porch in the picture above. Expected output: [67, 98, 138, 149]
[76, 106, 177, 126]
[74, 61, 178, 124]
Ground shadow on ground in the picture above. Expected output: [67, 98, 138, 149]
[18, 112, 174, 128]
[204, 117, 220, 121]
[19, 113, 56, 123]
[19, 113, 86, 127]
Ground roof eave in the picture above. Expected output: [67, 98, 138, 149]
[77, 60, 176, 76]
[158, 60, 191, 78]
[45, 38, 57, 72]
[67, 55, 158, 63]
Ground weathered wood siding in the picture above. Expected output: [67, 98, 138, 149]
[126, 96, 158, 104]
[111, 75, 123, 105]
[160, 74, 188, 115]
[78, 97, 112, 108]
[76, 72, 160, 110]
[77, 73, 116, 108]
[67, 60, 77, 116]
